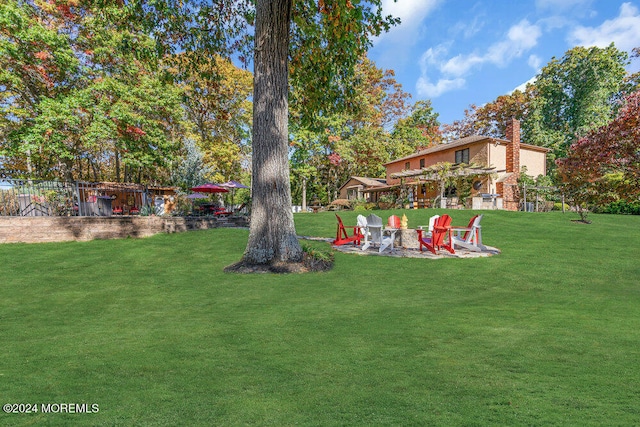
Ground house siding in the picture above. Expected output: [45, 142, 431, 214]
[488, 143, 506, 171]
[382, 120, 548, 210]
[520, 148, 546, 177]
[386, 139, 493, 185]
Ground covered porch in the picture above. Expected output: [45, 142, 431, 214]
[378, 163, 502, 209]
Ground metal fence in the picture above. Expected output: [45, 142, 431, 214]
[521, 183, 565, 212]
[0, 179, 156, 217]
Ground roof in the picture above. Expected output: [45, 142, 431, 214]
[338, 176, 387, 193]
[361, 183, 400, 193]
[78, 182, 178, 192]
[385, 135, 490, 165]
[350, 176, 387, 187]
[385, 135, 550, 166]
[495, 172, 515, 183]
[520, 143, 551, 153]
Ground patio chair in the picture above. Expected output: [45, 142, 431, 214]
[360, 214, 396, 253]
[362, 214, 383, 250]
[416, 214, 440, 239]
[417, 214, 454, 254]
[357, 214, 368, 239]
[449, 214, 486, 252]
[333, 214, 364, 246]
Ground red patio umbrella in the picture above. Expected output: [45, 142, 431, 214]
[190, 183, 229, 193]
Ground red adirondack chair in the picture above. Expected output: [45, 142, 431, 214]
[333, 214, 364, 246]
[416, 214, 454, 254]
[387, 215, 401, 228]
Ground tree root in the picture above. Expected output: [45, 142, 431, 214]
[224, 253, 333, 274]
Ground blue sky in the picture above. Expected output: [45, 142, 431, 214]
[367, 0, 640, 125]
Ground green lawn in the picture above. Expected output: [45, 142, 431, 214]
[1, 210, 639, 426]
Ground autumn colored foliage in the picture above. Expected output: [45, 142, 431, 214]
[556, 90, 640, 218]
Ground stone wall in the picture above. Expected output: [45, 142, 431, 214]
[0, 216, 248, 244]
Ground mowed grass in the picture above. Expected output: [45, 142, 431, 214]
[1, 209, 639, 426]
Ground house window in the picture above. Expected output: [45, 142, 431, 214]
[455, 148, 469, 164]
[419, 158, 425, 169]
[404, 162, 411, 170]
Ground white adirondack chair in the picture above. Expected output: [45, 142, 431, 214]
[357, 214, 369, 241]
[450, 214, 486, 252]
[361, 213, 396, 253]
[416, 214, 440, 240]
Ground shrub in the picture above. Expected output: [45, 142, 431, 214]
[597, 200, 640, 215]
[327, 198, 352, 211]
[353, 203, 375, 212]
[301, 243, 334, 271]
[140, 205, 162, 216]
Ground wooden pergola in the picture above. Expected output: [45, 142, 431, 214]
[391, 163, 498, 205]
[391, 163, 497, 180]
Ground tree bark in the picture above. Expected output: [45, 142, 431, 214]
[301, 176, 307, 211]
[241, 0, 302, 265]
[115, 149, 121, 182]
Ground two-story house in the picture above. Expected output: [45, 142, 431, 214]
[383, 119, 548, 211]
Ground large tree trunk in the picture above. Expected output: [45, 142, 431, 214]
[240, 0, 302, 266]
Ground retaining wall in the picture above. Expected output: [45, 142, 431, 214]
[0, 216, 248, 244]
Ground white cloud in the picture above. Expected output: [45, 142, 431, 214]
[381, 0, 441, 27]
[450, 16, 486, 40]
[416, 76, 466, 98]
[511, 75, 538, 93]
[440, 53, 484, 76]
[528, 54, 542, 70]
[371, 0, 441, 75]
[378, 0, 441, 41]
[486, 20, 542, 64]
[417, 45, 465, 97]
[416, 20, 542, 98]
[569, 2, 640, 52]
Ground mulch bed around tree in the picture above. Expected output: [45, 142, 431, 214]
[224, 251, 333, 274]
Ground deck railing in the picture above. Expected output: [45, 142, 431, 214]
[0, 179, 151, 217]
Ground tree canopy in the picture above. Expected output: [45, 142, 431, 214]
[556, 89, 640, 219]
[0, 0, 253, 183]
[525, 44, 629, 161]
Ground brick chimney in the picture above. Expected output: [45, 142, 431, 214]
[505, 118, 520, 174]
[499, 118, 521, 211]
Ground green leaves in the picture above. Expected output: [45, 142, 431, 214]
[556, 89, 640, 221]
[527, 44, 628, 152]
[289, 0, 400, 126]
